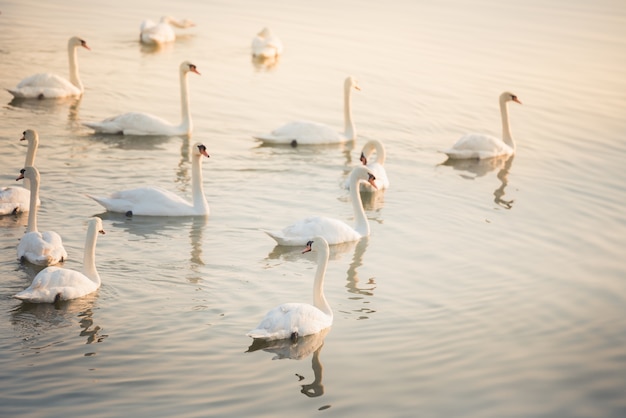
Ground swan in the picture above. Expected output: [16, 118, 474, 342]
[14, 217, 105, 303]
[83, 61, 200, 136]
[16, 167, 68, 266]
[0, 129, 41, 215]
[7, 36, 90, 99]
[253, 76, 361, 145]
[247, 237, 333, 341]
[442, 91, 522, 159]
[345, 139, 390, 191]
[87, 143, 210, 216]
[140, 16, 195, 45]
[265, 165, 376, 246]
[251, 27, 283, 58]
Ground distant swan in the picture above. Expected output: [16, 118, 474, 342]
[253, 76, 360, 145]
[345, 139, 389, 191]
[442, 91, 522, 159]
[88, 143, 210, 216]
[0, 129, 41, 215]
[7, 36, 90, 99]
[265, 165, 376, 246]
[247, 237, 333, 341]
[16, 167, 67, 266]
[83, 61, 200, 136]
[251, 27, 283, 58]
[140, 16, 195, 45]
[14, 217, 105, 303]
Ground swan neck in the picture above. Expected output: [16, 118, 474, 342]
[68, 41, 83, 91]
[365, 140, 385, 165]
[82, 223, 100, 284]
[349, 173, 369, 237]
[179, 69, 192, 134]
[23, 138, 38, 191]
[191, 152, 209, 213]
[25, 172, 40, 233]
[500, 99, 515, 149]
[343, 84, 356, 140]
[313, 244, 332, 317]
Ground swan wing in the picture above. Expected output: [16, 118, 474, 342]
[17, 231, 67, 266]
[254, 120, 345, 145]
[247, 303, 331, 340]
[83, 112, 176, 135]
[0, 186, 32, 214]
[8, 73, 81, 98]
[14, 266, 97, 302]
[141, 22, 175, 44]
[443, 133, 513, 159]
[265, 216, 360, 246]
[89, 186, 194, 216]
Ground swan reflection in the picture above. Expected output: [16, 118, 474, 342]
[266, 240, 356, 262]
[251, 54, 280, 71]
[8, 96, 82, 123]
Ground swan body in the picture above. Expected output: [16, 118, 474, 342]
[248, 237, 333, 341]
[83, 61, 200, 136]
[254, 76, 360, 145]
[14, 217, 105, 303]
[345, 139, 389, 191]
[0, 130, 42, 215]
[7, 36, 90, 99]
[442, 92, 522, 159]
[265, 165, 376, 246]
[251, 27, 283, 58]
[140, 16, 195, 45]
[88, 143, 210, 216]
[16, 167, 67, 266]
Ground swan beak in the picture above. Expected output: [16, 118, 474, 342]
[19, 134, 26, 141]
[354, 85, 361, 91]
[302, 242, 313, 254]
[191, 67, 201, 75]
[513, 97, 522, 104]
[367, 176, 378, 190]
[81, 42, 91, 51]
[99, 229, 106, 235]
[16, 173, 24, 181]
[200, 150, 210, 158]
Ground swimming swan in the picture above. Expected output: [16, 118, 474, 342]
[140, 16, 195, 45]
[16, 167, 68, 266]
[442, 91, 522, 159]
[87, 143, 210, 216]
[253, 76, 360, 145]
[0, 129, 41, 215]
[265, 165, 376, 246]
[345, 139, 389, 191]
[247, 237, 332, 341]
[14, 217, 105, 303]
[7, 36, 90, 99]
[251, 27, 283, 58]
[83, 61, 200, 136]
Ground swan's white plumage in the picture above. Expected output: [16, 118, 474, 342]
[247, 237, 332, 341]
[345, 139, 390, 191]
[140, 16, 195, 45]
[442, 91, 522, 160]
[16, 167, 67, 266]
[7, 36, 90, 99]
[265, 165, 376, 246]
[88, 143, 210, 216]
[14, 217, 105, 303]
[0, 129, 41, 215]
[83, 61, 200, 136]
[251, 27, 283, 58]
[254, 76, 360, 145]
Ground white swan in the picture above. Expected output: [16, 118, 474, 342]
[83, 61, 200, 136]
[265, 165, 376, 246]
[251, 27, 283, 58]
[7, 36, 90, 99]
[442, 91, 522, 159]
[16, 167, 68, 266]
[0, 129, 41, 215]
[345, 139, 390, 191]
[140, 16, 195, 45]
[247, 237, 333, 341]
[87, 143, 210, 216]
[253, 76, 361, 145]
[14, 217, 105, 303]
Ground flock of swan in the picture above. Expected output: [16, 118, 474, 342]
[1, 22, 523, 342]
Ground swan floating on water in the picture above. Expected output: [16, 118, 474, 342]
[253, 76, 360, 146]
[265, 165, 376, 246]
[16, 167, 68, 266]
[247, 237, 333, 341]
[87, 143, 211, 216]
[345, 139, 390, 191]
[251, 27, 283, 58]
[0, 130, 41, 215]
[83, 61, 200, 136]
[140, 16, 195, 45]
[441, 91, 522, 159]
[14, 217, 105, 303]
[7, 36, 90, 99]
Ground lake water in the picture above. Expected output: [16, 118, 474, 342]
[1, 0, 625, 416]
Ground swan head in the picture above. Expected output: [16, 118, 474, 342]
[500, 91, 522, 105]
[302, 236, 330, 254]
[345, 76, 361, 92]
[193, 143, 210, 158]
[90, 217, 106, 236]
[181, 61, 201, 75]
[16, 166, 39, 182]
[349, 165, 377, 190]
[20, 129, 38, 143]
[257, 27, 272, 37]
[69, 36, 91, 51]
[360, 151, 367, 165]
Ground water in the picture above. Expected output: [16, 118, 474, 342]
[1, 0, 625, 416]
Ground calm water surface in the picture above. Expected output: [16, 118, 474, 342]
[1, 0, 625, 417]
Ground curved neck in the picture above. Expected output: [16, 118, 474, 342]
[67, 41, 83, 92]
[25, 173, 40, 233]
[179, 69, 192, 135]
[313, 243, 332, 317]
[82, 223, 101, 284]
[500, 99, 515, 149]
[364, 140, 385, 165]
[343, 84, 356, 140]
[349, 173, 369, 236]
[191, 152, 209, 213]
[23, 138, 38, 191]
